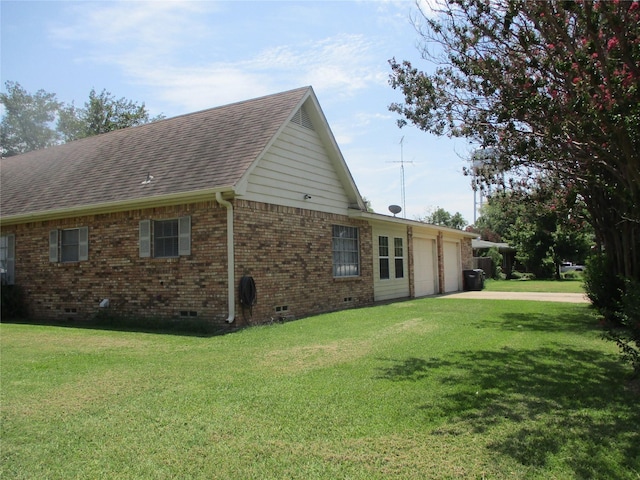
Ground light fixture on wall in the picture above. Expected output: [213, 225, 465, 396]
[304, 194, 312, 200]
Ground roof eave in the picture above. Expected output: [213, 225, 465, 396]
[350, 210, 478, 238]
[0, 187, 235, 226]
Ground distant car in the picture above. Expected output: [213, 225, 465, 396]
[560, 262, 585, 273]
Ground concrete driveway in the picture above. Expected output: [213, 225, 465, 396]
[441, 291, 590, 303]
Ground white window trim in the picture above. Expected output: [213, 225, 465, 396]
[394, 237, 404, 279]
[332, 225, 360, 278]
[379, 235, 390, 280]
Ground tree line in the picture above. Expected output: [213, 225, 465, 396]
[1, 81, 164, 157]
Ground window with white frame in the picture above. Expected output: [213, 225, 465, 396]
[49, 227, 88, 263]
[0, 234, 15, 285]
[139, 217, 191, 258]
[332, 225, 359, 277]
[378, 236, 390, 280]
[394, 237, 404, 279]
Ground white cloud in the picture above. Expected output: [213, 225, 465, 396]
[47, 3, 386, 112]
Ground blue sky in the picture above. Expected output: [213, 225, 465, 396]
[1, 0, 478, 223]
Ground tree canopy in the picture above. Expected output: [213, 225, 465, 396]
[389, 0, 639, 283]
[0, 81, 61, 156]
[417, 206, 467, 230]
[58, 88, 164, 142]
[1, 82, 164, 156]
[474, 187, 593, 279]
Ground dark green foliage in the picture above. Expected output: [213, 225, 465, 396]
[1, 82, 164, 154]
[482, 246, 503, 279]
[584, 253, 624, 319]
[417, 206, 467, 229]
[58, 88, 165, 142]
[585, 253, 640, 376]
[389, 0, 640, 294]
[0, 285, 28, 319]
[612, 279, 640, 376]
[0, 81, 60, 156]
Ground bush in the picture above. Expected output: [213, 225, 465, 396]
[562, 271, 583, 280]
[510, 270, 536, 281]
[584, 253, 640, 377]
[1, 285, 28, 319]
[610, 279, 640, 377]
[485, 246, 503, 279]
[583, 253, 624, 320]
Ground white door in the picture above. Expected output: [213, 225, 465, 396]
[414, 238, 436, 296]
[443, 241, 461, 292]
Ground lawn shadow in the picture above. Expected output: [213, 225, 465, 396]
[377, 345, 640, 476]
[1, 317, 233, 338]
[486, 308, 601, 333]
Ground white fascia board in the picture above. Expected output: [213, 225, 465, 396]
[0, 186, 235, 226]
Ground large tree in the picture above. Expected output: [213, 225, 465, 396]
[1, 82, 164, 153]
[475, 186, 594, 279]
[58, 88, 164, 142]
[0, 81, 60, 156]
[417, 206, 467, 230]
[389, 0, 639, 286]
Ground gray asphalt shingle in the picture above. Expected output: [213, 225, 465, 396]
[1, 87, 310, 218]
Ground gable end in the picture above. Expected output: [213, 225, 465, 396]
[291, 107, 314, 130]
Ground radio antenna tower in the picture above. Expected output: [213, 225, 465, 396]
[387, 136, 413, 218]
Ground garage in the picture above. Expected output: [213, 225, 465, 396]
[443, 241, 461, 292]
[413, 237, 437, 296]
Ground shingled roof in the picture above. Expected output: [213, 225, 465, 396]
[1, 86, 312, 221]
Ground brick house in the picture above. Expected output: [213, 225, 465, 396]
[1, 86, 474, 328]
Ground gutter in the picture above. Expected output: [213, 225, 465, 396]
[215, 192, 235, 323]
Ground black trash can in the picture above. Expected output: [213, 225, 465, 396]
[463, 269, 485, 291]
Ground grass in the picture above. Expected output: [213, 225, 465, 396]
[485, 278, 586, 293]
[2, 298, 639, 479]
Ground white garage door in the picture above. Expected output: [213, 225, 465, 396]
[443, 241, 461, 293]
[413, 237, 436, 297]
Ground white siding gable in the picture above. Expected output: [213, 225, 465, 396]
[242, 120, 352, 215]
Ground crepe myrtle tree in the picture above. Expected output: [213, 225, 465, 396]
[390, 0, 640, 375]
[389, 0, 639, 291]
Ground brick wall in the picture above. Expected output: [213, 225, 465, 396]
[1, 199, 374, 328]
[233, 200, 374, 326]
[2, 201, 230, 324]
[461, 237, 473, 270]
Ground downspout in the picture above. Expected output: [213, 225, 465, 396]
[216, 192, 235, 323]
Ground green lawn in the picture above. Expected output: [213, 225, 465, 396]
[485, 278, 585, 293]
[2, 298, 638, 479]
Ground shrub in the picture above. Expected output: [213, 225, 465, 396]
[562, 271, 583, 280]
[583, 253, 624, 321]
[585, 253, 640, 377]
[1, 285, 28, 319]
[610, 279, 640, 377]
[485, 246, 503, 279]
[510, 270, 536, 281]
